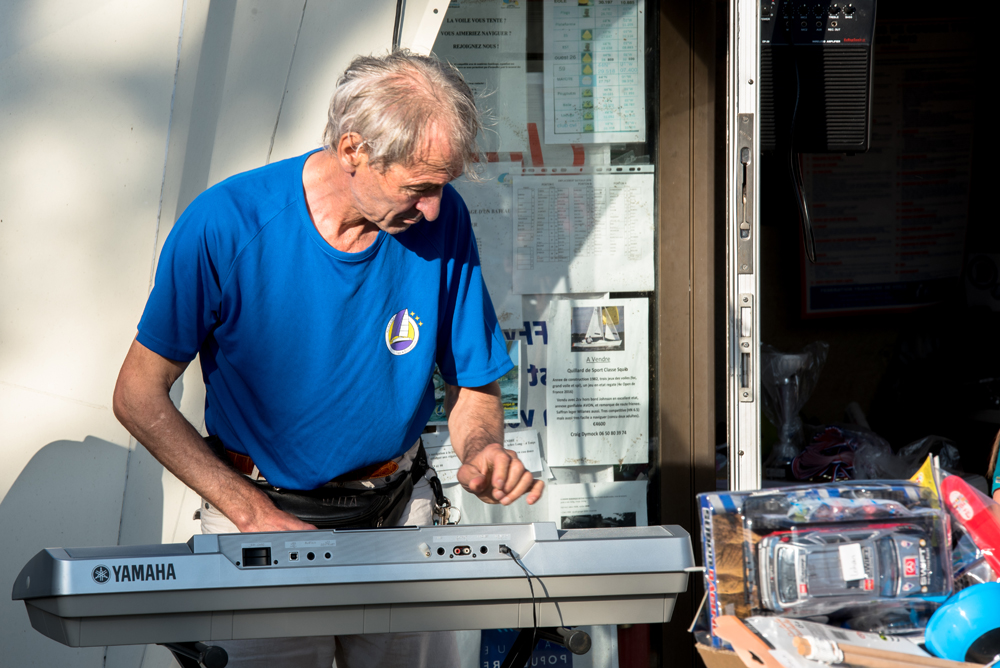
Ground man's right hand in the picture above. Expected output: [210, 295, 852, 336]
[241, 504, 316, 533]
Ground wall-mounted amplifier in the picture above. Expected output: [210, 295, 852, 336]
[760, 1, 877, 153]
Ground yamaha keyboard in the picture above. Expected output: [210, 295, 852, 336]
[13, 522, 693, 650]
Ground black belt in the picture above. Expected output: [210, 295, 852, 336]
[221, 445, 400, 483]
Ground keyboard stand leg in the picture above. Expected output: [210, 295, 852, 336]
[499, 628, 539, 668]
[162, 642, 228, 668]
[500, 627, 592, 668]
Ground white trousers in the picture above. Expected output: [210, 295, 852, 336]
[200, 477, 477, 668]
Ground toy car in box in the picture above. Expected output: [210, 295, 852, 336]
[697, 482, 951, 647]
[757, 522, 934, 613]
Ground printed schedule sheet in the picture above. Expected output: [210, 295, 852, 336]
[512, 171, 654, 294]
[544, 0, 646, 144]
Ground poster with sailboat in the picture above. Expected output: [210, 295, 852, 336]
[546, 297, 649, 465]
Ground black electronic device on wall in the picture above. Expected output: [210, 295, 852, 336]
[760, 1, 877, 153]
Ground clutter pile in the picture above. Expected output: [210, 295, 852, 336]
[693, 457, 1000, 668]
[757, 342, 984, 490]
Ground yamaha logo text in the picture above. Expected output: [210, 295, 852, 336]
[108, 563, 177, 583]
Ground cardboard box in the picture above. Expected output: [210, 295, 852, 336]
[696, 644, 745, 668]
[698, 491, 753, 647]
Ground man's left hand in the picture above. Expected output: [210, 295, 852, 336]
[457, 442, 545, 506]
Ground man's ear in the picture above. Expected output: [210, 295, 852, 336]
[337, 132, 367, 173]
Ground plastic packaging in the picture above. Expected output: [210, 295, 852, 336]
[841, 603, 942, 635]
[901, 437, 961, 470]
[941, 475, 1000, 575]
[855, 435, 961, 480]
[697, 481, 951, 646]
[791, 425, 893, 482]
[791, 426, 855, 481]
[952, 532, 987, 581]
[760, 342, 829, 478]
[954, 556, 998, 592]
[949, 505, 998, 591]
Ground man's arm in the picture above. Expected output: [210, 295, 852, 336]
[447, 381, 544, 505]
[113, 338, 314, 532]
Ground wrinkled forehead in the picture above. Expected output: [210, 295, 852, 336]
[385, 125, 465, 178]
[390, 155, 464, 185]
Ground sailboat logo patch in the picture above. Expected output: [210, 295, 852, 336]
[385, 308, 421, 355]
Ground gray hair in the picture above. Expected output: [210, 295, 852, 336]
[323, 50, 482, 175]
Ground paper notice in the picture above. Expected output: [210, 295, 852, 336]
[433, 0, 528, 152]
[449, 483, 553, 525]
[504, 429, 543, 473]
[452, 164, 522, 326]
[545, 298, 649, 465]
[423, 432, 463, 483]
[423, 428, 544, 485]
[544, 0, 646, 144]
[550, 481, 647, 528]
[513, 171, 654, 294]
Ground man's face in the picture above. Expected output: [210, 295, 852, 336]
[349, 128, 463, 235]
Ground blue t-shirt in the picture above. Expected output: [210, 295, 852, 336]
[138, 150, 512, 490]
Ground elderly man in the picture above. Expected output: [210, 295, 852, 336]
[113, 50, 543, 667]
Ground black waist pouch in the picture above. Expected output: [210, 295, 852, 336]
[253, 475, 414, 529]
[206, 436, 424, 530]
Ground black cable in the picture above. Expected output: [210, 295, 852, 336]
[788, 37, 817, 263]
[502, 546, 538, 657]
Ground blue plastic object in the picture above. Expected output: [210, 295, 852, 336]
[926, 583, 1000, 663]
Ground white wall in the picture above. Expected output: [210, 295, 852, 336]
[0, 1, 399, 665]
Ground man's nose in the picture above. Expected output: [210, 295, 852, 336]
[415, 188, 444, 221]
